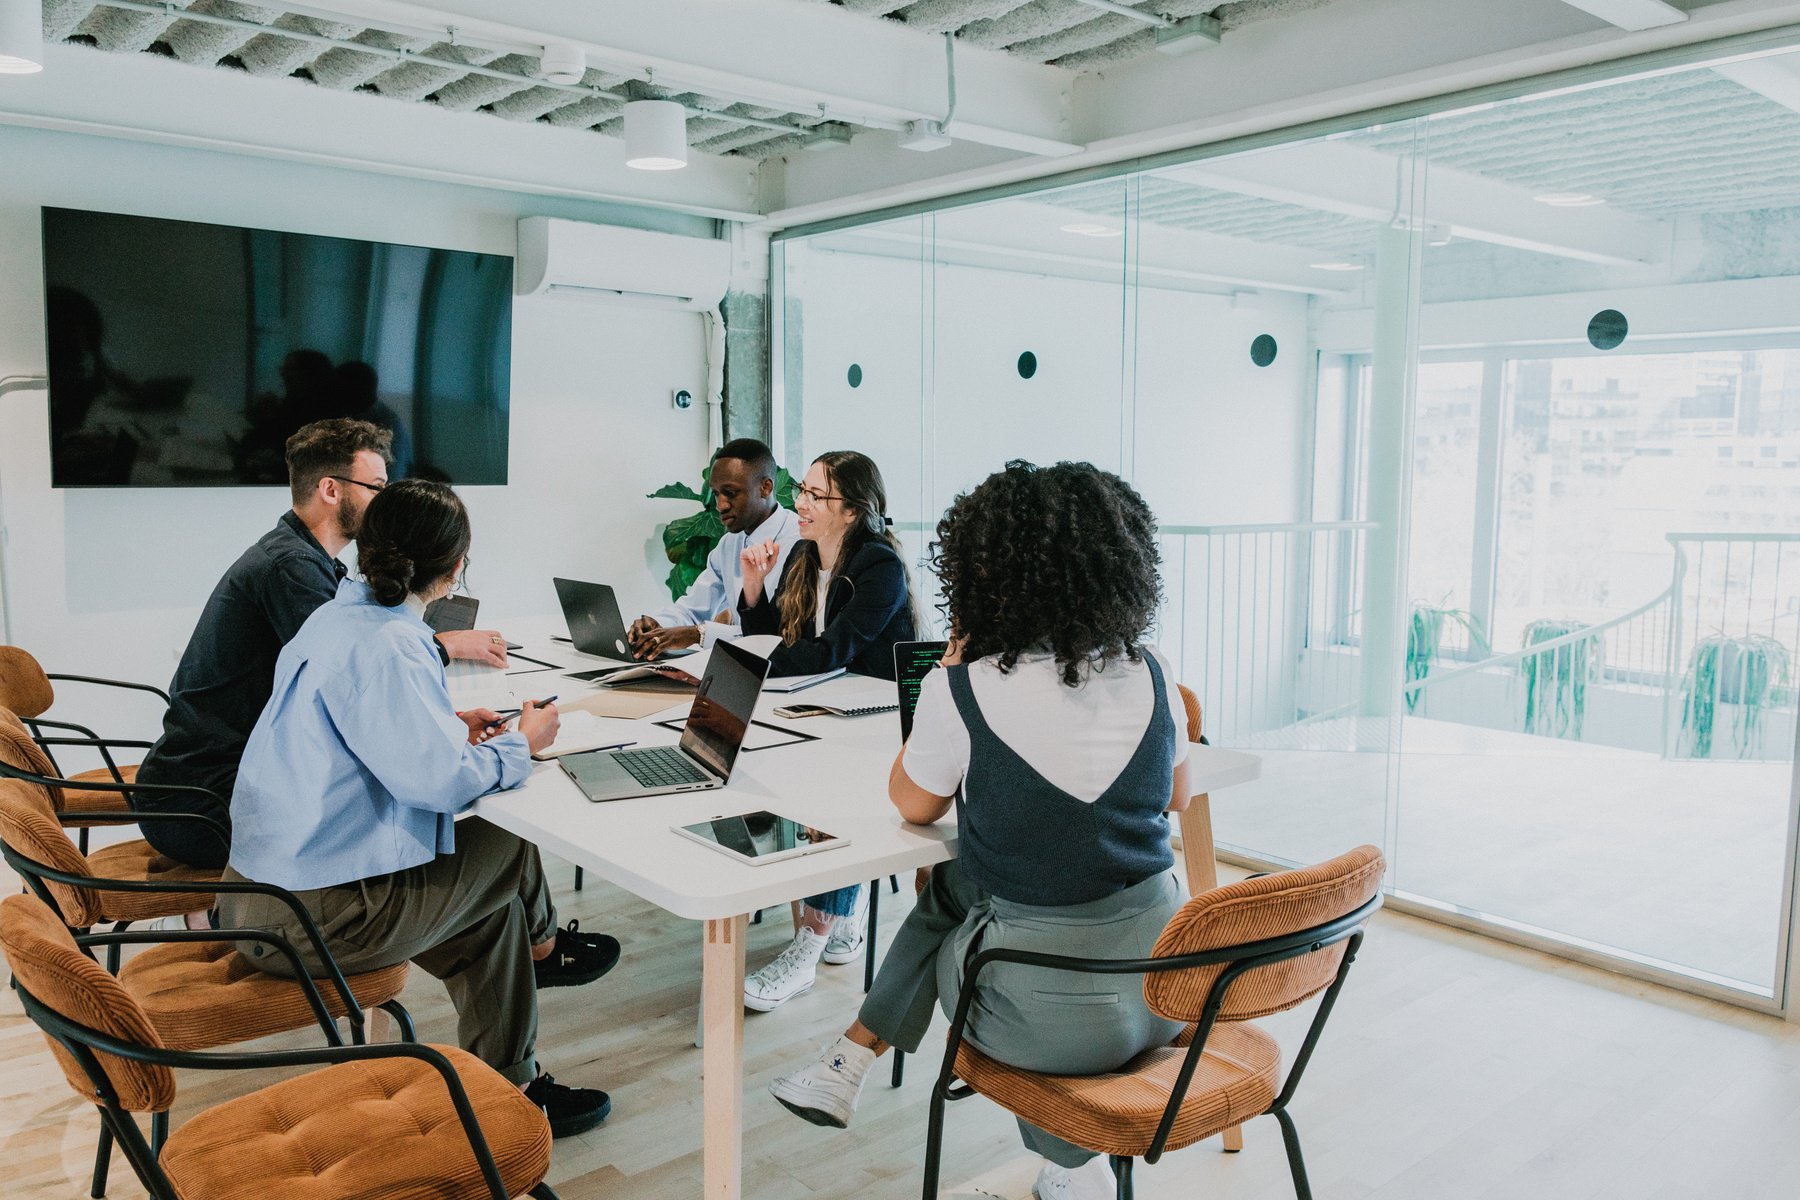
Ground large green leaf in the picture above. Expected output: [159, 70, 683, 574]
[648, 482, 705, 502]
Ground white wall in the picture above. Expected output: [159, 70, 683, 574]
[0, 123, 716, 745]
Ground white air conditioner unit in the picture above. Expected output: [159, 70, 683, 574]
[515, 217, 730, 312]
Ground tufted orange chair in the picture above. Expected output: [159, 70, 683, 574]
[921, 845, 1386, 1200]
[1, 893, 559, 1200]
[0, 645, 168, 798]
[0, 776, 415, 1194]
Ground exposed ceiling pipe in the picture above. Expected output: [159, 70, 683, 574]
[90, 0, 904, 140]
[1069, 0, 1175, 28]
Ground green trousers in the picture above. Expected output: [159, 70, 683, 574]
[219, 818, 556, 1085]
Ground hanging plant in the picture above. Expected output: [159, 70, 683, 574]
[1680, 633, 1792, 759]
[1406, 603, 1489, 713]
[648, 463, 797, 600]
[1520, 618, 1600, 740]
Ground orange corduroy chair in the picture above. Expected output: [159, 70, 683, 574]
[920, 844, 1386, 1200]
[0, 645, 167, 795]
[1, 892, 559, 1200]
[0, 777, 416, 1195]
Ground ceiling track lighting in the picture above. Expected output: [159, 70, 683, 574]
[0, 0, 46, 74]
[623, 98, 688, 171]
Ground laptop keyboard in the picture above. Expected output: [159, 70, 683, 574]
[617, 746, 710, 788]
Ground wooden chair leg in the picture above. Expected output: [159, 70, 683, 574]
[1222, 1124, 1244, 1152]
[790, 900, 804, 935]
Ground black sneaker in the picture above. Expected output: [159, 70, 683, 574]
[523, 1072, 611, 1138]
[533, 919, 622, 989]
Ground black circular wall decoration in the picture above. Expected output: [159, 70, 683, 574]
[1587, 309, 1628, 351]
[1017, 351, 1038, 380]
[1250, 334, 1278, 367]
[847, 363, 863, 388]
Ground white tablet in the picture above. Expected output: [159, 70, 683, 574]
[672, 811, 849, 866]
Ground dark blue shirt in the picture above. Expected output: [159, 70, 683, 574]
[136, 511, 344, 814]
[738, 538, 914, 680]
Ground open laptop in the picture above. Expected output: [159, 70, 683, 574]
[559, 638, 771, 802]
[553, 577, 695, 663]
[893, 640, 949, 741]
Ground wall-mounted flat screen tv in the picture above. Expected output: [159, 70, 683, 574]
[42, 207, 512, 488]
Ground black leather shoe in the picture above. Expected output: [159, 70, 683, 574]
[523, 1072, 611, 1138]
[533, 919, 622, 989]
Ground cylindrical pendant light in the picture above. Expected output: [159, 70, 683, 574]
[623, 99, 687, 171]
[0, 0, 46, 74]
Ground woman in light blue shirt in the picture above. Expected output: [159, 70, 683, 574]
[219, 479, 617, 1139]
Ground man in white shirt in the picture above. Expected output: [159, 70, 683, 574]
[629, 438, 800, 658]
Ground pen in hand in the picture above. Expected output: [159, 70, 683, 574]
[484, 695, 559, 733]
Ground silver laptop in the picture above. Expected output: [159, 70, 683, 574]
[558, 639, 770, 802]
[554, 577, 696, 664]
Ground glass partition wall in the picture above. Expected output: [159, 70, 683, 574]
[771, 43, 1800, 1009]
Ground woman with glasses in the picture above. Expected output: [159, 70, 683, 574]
[735, 449, 919, 1010]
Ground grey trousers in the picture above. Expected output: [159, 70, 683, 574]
[858, 860, 1184, 1167]
[219, 817, 557, 1085]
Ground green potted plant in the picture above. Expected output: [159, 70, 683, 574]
[1405, 602, 1489, 713]
[647, 463, 797, 600]
[1680, 633, 1792, 759]
[1520, 618, 1600, 740]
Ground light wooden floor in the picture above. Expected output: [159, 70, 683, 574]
[5, 855, 1800, 1200]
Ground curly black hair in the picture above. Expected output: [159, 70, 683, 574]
[930, 460, 1162, 686]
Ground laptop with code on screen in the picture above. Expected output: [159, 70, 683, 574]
[893, 641, 948, 742]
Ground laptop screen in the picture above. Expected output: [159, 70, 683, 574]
[893, 641, 948, 741]
[681, 639, 771, 779]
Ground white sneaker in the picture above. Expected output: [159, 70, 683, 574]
[1034, 1159, 1117, 1200]
[143, 913, 205, 933]
[821, 888, 868, 965]
[744, 929, 827, 1012]
[768, 1037, 874, 1128]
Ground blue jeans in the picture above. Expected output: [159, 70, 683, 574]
[804, 884, 861, 917]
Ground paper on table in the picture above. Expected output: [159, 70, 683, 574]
[656, 716, 813, 751]
[561, 689, 687, 721]
[446, 661, 517, 711]
[532, 710, 641, 760]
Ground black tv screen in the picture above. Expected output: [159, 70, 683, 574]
[42, 207, 512, 487]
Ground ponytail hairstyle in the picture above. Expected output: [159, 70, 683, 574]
[777, 450, 921, 645]
[355, 479, 472, 607]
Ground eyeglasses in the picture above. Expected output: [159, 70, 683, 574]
[329, 475, 386, 495]
[795, 485, 845, 506]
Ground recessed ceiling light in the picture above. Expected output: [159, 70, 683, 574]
[1534, 191, 1606, 207]
[1309, 260, 1364, 271]
[1059, 222, 1123, 238]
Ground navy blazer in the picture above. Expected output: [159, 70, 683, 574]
[739, 537, 915, 680]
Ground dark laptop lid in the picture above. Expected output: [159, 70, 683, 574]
[423, 594, 479, 633]
[680, 639, 772, 780]
[893, 641, 948, 741]
[552, 578, 629, 659]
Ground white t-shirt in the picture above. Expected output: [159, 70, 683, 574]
[815, 569, 831, 636]
[901, 647, 1190, 804]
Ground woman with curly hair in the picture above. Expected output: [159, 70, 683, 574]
[735, 449, 919, 1011]
[766, 460, 1192, 1200]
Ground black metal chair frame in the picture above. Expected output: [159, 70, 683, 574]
[921, 894, 1381, 1200]
[17, 668, 172, 814]
[9, 976, 559, 1200]
[0, 736, 227, 860]
[3, 808, 417, 1197]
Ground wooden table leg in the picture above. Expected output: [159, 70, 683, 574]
[1178, 796, 1241, 1151]
[702, 914, 747, 1200]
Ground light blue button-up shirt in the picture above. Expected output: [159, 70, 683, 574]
[229, 579, 532, 891]
[642, 505, 801, 648]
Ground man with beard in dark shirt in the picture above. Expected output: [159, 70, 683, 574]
[135, 419, 511, 875]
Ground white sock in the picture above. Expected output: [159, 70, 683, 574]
[793, 928, 829, 964]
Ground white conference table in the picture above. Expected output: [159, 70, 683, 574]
[464, 639, 1261, 1200]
